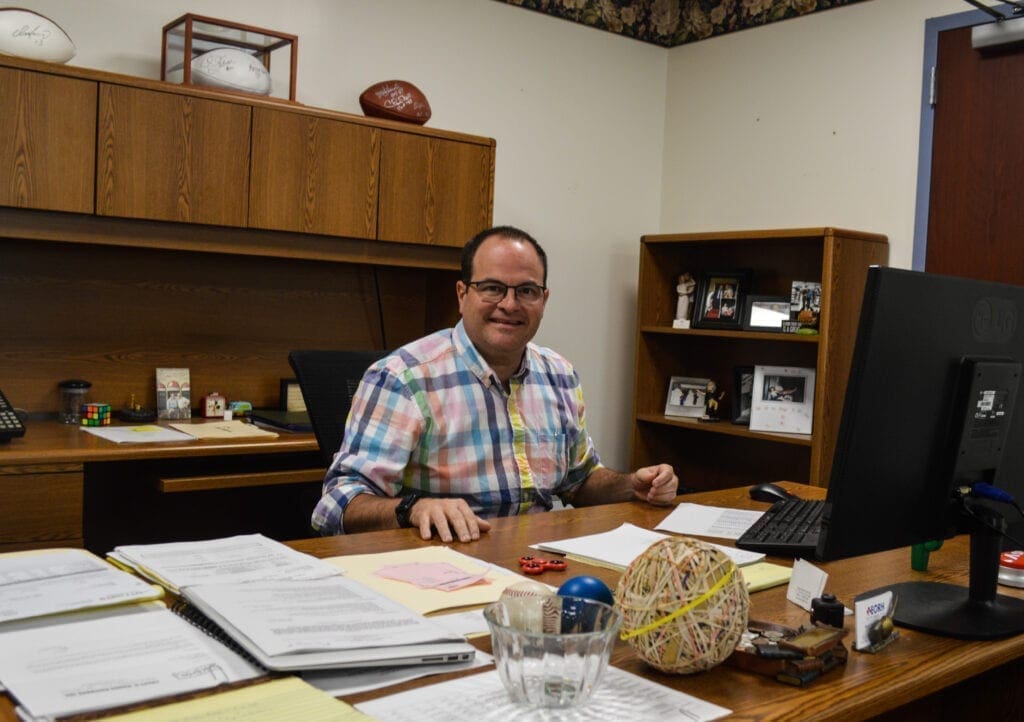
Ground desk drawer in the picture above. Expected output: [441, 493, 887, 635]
[0, 463, 84, 550]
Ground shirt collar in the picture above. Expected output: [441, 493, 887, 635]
[453, 320, 532, 388]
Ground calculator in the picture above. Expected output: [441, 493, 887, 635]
[0, 388, 26, 441]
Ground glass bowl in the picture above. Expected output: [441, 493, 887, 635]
[484, 595, 622, 709]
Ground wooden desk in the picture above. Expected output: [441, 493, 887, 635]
[0, 419, 321, 553]
[289, 483, 1024, 720]
[1, 483, 1021, 720]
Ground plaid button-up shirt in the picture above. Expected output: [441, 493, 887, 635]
[311, 321, 601, 535]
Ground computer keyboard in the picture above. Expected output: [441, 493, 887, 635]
[736, 497, 824, 557]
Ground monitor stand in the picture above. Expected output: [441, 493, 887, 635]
[863, 506, 1024, 640]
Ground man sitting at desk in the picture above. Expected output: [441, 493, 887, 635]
[311, 225, 678, 542]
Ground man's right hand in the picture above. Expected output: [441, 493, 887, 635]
[409, 497, 491, 543]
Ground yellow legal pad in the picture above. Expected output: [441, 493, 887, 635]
[97, 677, 370, 721]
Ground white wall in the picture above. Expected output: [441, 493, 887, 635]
[29, 0, 667, 468]
[661, 0, 967, 270]
[24, 0, 971, 470]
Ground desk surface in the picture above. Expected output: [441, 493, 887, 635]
[290, 483, 1024, 720]
[0, 418, 317, 466]
[2, 483, 1022, 721]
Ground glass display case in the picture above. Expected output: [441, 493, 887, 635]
[161, 13, 297, 101]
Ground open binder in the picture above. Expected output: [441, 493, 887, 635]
[176, 577, 475, 671]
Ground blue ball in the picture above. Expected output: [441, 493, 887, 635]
[557, 575, 614, 605]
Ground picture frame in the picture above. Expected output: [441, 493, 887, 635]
[280, 378, 306, 412]
[790, 280, 823, 331]
[742, 295, 791, 332]
[732, 366, 754, 425]
[693, 270, 752, 329]
[155, 367, 191, 420]
[749, 365, 816, 435]
[664, 376, 711, 418]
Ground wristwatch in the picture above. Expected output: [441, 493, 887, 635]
[395, 492, 421, 529]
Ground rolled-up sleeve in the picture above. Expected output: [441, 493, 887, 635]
[310, 364, 423, 535]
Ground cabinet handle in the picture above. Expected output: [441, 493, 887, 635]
[158, 468, 326, 493]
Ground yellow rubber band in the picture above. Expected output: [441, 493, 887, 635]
[619, 564, 736, 641]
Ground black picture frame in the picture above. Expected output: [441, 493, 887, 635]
[693, 270, 752, 329]
[732, 365, 754, 425]
[742, 295, 792, 331]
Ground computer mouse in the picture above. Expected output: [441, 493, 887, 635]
[749, 482, 796, 504]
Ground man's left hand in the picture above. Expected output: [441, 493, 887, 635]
[632, 464, 678, 505]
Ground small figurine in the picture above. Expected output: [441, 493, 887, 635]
[673, 273, 697, 329]
[703, 380, 726, 421]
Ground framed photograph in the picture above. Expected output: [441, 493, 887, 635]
[732, 366, 754, 425]
[155, 367, 191, 420]
[742, 295, 791, 331]
[693, 270, 752, 329]
[791, 280, 823, 330]
[664, 376, 711, 418]
[749, 365, 816, 435]
[280, 378, 306, 412]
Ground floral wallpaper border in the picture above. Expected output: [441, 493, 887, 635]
[494, 0, 871, 48]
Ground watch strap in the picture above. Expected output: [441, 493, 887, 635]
[395, 492, 421, 528]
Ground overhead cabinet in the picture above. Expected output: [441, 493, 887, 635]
[0, 66, 95, 213]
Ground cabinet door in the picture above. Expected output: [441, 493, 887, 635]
[96, 84, 251, 225]
[378, 131, 494, 247]
[0, 67, 95, 213]
[0, 465, 83, 551]
[249, 108, 379, 238]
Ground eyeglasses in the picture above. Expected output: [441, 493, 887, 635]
[467, 280, 547, 304]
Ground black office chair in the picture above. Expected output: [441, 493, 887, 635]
[288, 349, 387, 468]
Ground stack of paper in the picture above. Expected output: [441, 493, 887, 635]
[531, 522, 791, 592]
[179, 576, 475, 671]
[108, 533, 342, 594]
[108, 534, 476, 671]
[0, 547, 162, 623]
[0, 602, 262, 721]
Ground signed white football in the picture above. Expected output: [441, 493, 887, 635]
[0, 8, 76, 63]
[190, 47, 271, 95]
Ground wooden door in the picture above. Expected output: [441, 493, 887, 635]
[377, 131, 494, 247]
[96, 85, 251, 226]
[0, 68, 95, 213]
[249, 108, 379, 238]
[926, 26, 1024, 284]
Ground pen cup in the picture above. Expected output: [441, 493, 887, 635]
[57, 379, 91, 424]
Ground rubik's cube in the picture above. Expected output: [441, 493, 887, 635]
[81, 403, 111, 426]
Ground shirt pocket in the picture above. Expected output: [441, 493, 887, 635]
[523, 431, 568, 490]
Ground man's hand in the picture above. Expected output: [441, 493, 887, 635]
[409, 498, 491, 543]
[632, 464, 678, 505]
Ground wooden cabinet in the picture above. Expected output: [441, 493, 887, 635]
[0, 55, 491, 552]
[249, 107, 379, 237]
[630, 228, 889, 489]
[0, 67, 95, 213]
[0, 463, 84, 551]
[96, 84, 252, 225]
[378, 131, 494, 247]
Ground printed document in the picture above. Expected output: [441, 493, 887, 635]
[180, 576, 475, 670]
[108, 534, 341, 593]
[356, 665, 731, 722]
[532, 523, 764, 570]
[0, 548, 161, 623]
[0, 605, 262, 720]
[655, 503, 765, 540]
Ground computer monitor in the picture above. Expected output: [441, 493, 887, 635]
[816, 266, 1024, 640]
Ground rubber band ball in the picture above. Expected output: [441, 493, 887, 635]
[614, 537, 749, 673]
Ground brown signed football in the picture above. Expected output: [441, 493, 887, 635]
[358, 80, 431, 125]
